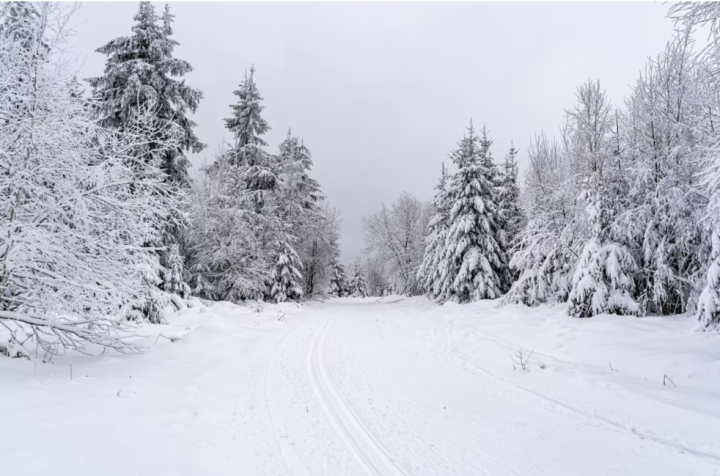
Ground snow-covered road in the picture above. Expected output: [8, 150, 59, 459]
[3, 298, 719, 475]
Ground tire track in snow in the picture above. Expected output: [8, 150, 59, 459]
[307, 306, 408, 476]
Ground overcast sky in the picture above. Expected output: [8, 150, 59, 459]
[68, 2, 676, 262]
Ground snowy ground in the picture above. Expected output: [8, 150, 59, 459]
[3, 297, 720, 475]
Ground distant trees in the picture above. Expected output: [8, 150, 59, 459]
[327, 261, 350, 297]
[350, 262, 369, 298]
[363, 191, 431, 295]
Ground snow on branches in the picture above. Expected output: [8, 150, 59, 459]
[0, 3, 184, 356]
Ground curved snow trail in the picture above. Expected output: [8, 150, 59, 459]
[306, 306, 408, 476]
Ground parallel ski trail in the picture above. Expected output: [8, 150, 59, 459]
[307, 306, 408, 476]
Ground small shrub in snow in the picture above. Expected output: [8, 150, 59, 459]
[511, 348, 534, 371]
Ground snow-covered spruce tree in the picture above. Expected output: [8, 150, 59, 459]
[438, 122, 505, 303]
[184, 152, 270, 302]
[477, 125, 513, 293]
[88, 2, 204, 187]
[498, 143, 524, 259]
[327, 261, 349, 297]
[275, 130, 333, 297]
[160, 244, 190, 298]
[567, 175, 639, 317]
[267, 236, 304, 303]
[185, 68, 278, 302]
[225, 65, 270, 166]
[418, 163, 452, 298]
[0, 3, 183, 355]
[87, 1, 204, 312]
[351, 263, 369, 298]
[566, 81, 639, 318]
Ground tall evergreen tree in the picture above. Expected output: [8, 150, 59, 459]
[87, 2, 204, 315]
[276, 130, 322, 226]
[327, 261, 349, 297]
[417, 162, 451, 297]
[351, 263, 369, 298]
[441, 122, 505, 303]
[226, 66, 270, 163]
[87, 2, 204, 187]
[267, 237, 304, 303]
[499, 144, 524, 251]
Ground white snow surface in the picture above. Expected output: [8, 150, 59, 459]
[2, 297, 720, 475]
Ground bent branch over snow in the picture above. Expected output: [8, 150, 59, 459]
[0, 311, 140, 358]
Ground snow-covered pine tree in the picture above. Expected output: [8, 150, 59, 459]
[184, 151, 270, 302]
[440, 122, 505, 303]
[566, 81, 639, 317]
[351, 263, 369, 298]
[161, 244, 190, 298]
[0, 3, 183, 354]
[224, 66, 278, 205]
[417, 162, 451, 298]
[87, 1, 204, 313]
[88, 1, 204, 187]
[498, 143, 524, 259]
[185, 68, 278, 302]
[225, 65, 270, 166]
[476, 126, 513, 293]
[327, 261, 349, 297]
[275, 130, 333, 297]
[276, 130, 322, 225]
[567, 175, 639, 317]
[268, 236, 304, 303]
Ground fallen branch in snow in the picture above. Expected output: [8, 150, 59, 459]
[609, 362, 619, 373]
[153, 333, 180, 345]
[663, 374, 677, 387]
[0, 310, 140, 358]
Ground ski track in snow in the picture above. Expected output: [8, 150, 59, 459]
[4, 298, 720, 475]
[306, 305, 408, 476]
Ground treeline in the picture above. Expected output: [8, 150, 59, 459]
[361, 3, 720, 331]
[0, 2, 340, 358]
